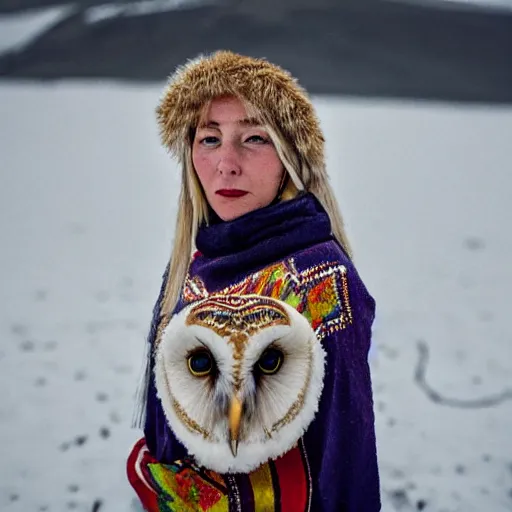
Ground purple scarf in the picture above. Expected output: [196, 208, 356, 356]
[143, 193, 380, 511]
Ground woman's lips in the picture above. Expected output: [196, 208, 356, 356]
[216, 189, 248, 198]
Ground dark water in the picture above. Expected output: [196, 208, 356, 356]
[1, 0, 511, 103]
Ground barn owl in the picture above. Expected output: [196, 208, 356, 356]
[154, 294, 326, 474]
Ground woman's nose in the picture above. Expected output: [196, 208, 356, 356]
[216, 143, 242, 176]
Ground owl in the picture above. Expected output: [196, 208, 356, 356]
[154, 294, 326, 474]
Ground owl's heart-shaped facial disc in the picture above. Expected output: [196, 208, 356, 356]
[154, 295, 326, 474]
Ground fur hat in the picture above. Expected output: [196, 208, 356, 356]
[156, 51, 325, 173]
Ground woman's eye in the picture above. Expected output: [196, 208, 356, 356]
[257, 348, 284, 375]
[199, 136, 220, 146]
[245, 135, 268, 144]
[188, 350, 214, 377]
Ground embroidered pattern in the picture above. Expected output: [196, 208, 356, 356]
[299, 262, 352, 339]
[183, 275, 209, 303]
[186, 295, 291, 337]
[182, 259, 352, 340]
[147, 459, 229, 511]
[129, 438, 311, 512]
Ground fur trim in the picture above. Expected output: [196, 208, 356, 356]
[157, 51, 325, 173]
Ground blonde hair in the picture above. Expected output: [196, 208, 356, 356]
[160, 97, 353, 318]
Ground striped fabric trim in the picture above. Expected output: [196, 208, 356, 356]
[127, 438, 311, 512]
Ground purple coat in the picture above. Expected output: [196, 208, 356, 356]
[143, 192, 380, 511]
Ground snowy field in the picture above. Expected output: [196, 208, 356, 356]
[1, 81, 511, 512]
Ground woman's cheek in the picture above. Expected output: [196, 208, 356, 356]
[193, 153, 215, 185]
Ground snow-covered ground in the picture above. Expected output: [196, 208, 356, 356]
[1, 80, 511, 512]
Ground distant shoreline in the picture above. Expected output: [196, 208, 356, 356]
[0, 0, 511, 104]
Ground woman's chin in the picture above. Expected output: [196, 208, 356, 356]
[213, 203, 254, 222]
[212, 198, 273, 222]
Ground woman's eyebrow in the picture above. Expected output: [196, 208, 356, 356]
[197, 121, 220, 130]
[197, 118, 261, 129]
[237, 117, 261, 127]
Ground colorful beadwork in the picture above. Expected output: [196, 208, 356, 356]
[185, 295, 291, 337]
[182, 259, 352, 340]
[147, 459, 229, 511]
[128, 437, 312, 512]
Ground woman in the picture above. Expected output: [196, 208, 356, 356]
[128, 51, 380, 511]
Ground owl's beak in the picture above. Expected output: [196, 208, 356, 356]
[228, 394, 243, 457]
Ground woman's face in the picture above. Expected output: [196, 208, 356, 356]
[192, 96, 285, 222]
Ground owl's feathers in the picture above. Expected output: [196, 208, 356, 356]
[154, 295, 326, 474]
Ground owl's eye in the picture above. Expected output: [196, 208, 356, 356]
[188, 350, 214, 377]
[257, 348, 284, 375]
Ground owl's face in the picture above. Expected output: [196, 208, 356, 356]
[154, 295, 326, 473]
